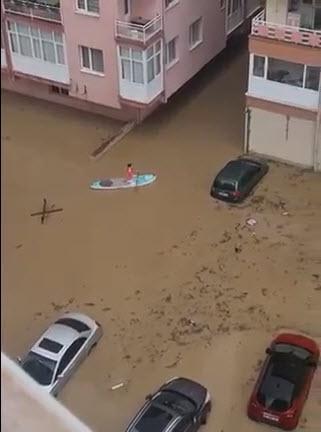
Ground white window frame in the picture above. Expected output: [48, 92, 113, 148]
[165, 37, 178, 69]
[118, 40, 162, 85]
[119, 46, 144, 84]
[80, 45, 104, 75]
[146, 40, 162, 83]
[76, 0, 100, 17]
[7, 21, 66, 66]
[251, 54, 321, 91]
[189, 18, 203, 50]
[165, 0, 179, 10]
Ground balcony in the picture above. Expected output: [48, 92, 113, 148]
[115, 15, 162, 44]
[252, 9, 321, 48]
[3, 0, 62, 24]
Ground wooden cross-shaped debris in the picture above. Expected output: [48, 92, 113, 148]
[30, 198, 63, 224]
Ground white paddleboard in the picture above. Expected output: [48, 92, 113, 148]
[90, 173, 156, 190]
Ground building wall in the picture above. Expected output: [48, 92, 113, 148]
[248, 106, 315, 167]
[163, 0, 226, 99]
[2, 352, 93, 432]
[1, 72, 137, 121]
[61, 0, 121, 109]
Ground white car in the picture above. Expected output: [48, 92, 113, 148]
[18, 312, 103, 395]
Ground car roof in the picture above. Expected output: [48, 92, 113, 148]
[218, 158, 262, 182]
[259, 351, 307, 408]
[30, 312, 94, 360]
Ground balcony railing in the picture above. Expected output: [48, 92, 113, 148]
[115, 15, 162, 44]
[3, 0, 62, 23]
[252, 9, 321, 48]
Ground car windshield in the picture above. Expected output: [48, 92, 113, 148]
[154, 390, 195, 415]
[133, 405, 173, 432]
[274, 343, 311, 360]
[22, 351, 57, 386]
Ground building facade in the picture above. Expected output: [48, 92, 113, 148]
[1, 0, 262, 121]
[245, 0, 321, 171]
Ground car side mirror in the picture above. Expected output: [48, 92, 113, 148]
[16, 356, 22, 364]
[57, 373, 64, 379]
[265, 348, 272, 355]
[145, 394, 152, 401]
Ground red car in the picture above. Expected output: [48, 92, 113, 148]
[247, 333, 319, 430]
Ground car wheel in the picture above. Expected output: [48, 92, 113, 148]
[200, 401, 212, 425]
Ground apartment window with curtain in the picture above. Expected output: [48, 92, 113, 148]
[253, 55, 266, 77]
[165, 37, 178, 66]
[80, 46, 104, 73]
[76, 0, 99, 14]
[119, 46, 144, 84]
[146, 41, 161, 83]
[7, 21, 65, 64]
[189, 18, 203, 49]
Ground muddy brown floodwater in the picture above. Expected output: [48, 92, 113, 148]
[2, 39, 321, 432]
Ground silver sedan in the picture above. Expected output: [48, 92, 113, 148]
[18, 312, 103, 396]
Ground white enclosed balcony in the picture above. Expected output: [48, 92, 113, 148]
[3, 0, 62, 24]
[115, 15, 162, 44]
[252, 9, 321, 48]
[117, 41, 163, 104]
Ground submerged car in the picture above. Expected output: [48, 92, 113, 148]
[125, 377, 211, 432]
[18, 312, 102, 395]
[210, 157, 268, 203]
[247, 333, 319, 430]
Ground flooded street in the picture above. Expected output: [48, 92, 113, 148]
[2, 39, 321, 432]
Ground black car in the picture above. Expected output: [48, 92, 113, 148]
[210, 157, 268, 203]
[125, 377, 211, 432]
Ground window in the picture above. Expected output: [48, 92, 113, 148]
[253, 55, 265, 77]
[267, 58, 304, 88]
[77, 0, 99, 14]
[134, 405, 173, 431]
[165, 0, 179, 9]
[119, 46, 144, 83]
[119, 41, 161, 85]
[51, 85, 69, 95]
[165, 37, 178, 66]
[80, 46, 104, 73]
[124, 0, 130, 14]
[55, 318, 90, 332]
[7, 21, 65, 65]
[305, 65, 320, 90]
[147, 40, 161, 83]
[39, 338, 63, 353]
[172, 418, 192, 432]
[55, 338, 86, 379]
[189, 18, 203, 49]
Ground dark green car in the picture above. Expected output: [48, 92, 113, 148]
[210, 157, 269, 203]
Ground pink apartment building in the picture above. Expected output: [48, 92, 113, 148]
[245, 0, 321, 170]
[1, 0, 262, 121]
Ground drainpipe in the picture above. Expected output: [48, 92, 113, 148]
[161, 0, 167, 104]
[1, 3, 14, 80]
[313, 72, 321, 171]
[244, 106, 251, 154]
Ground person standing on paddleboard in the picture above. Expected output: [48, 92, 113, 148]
[126, 163, 134, 182]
